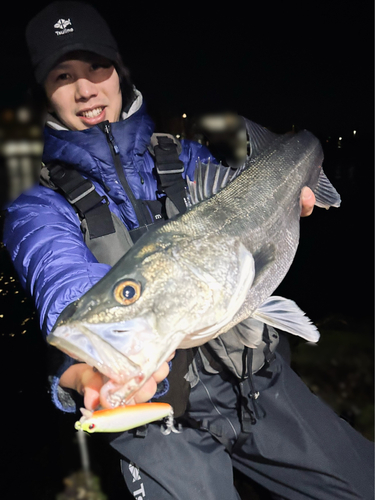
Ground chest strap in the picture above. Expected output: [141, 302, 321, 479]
[151, 134, 188, 215]
[45, 133, 188, 243]
[46, 162, 116, 239]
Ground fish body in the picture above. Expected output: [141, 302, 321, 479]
[75, 402, 173, 433]
[48, 119, 341, 407]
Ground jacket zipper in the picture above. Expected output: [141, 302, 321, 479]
[103, 121, 120, 154]
[98, 121, 149, 227]
[103, 121, 144, 184]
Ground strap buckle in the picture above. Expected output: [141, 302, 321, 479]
[68, 184, 95, 204]
[154, 136, 184, 175]
[156, 165, 185, 175]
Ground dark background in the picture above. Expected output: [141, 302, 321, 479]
[0, 1, 373, 499]
[1, 1, 373, 136]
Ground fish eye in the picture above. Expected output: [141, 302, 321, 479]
[89, 423, 95, 430]
[114, 280, 141, 305]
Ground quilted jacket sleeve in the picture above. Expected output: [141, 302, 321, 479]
[4, 186, 111, 335]
[3, 186, 111, 411]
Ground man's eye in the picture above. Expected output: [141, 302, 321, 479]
[91, 63, 105, 70]
[57, 73, 69, 81]
[91, 63, 112, 71]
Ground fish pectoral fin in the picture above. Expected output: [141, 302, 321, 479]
[314, 169, 341, 209]
[252, 296, 320, 343]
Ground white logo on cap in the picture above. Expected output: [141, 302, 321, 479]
[54, 18, 74, 36]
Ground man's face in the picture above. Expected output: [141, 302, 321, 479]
[44, 51, 122, 131]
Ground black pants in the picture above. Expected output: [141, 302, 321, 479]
[109, 353, 374, 500]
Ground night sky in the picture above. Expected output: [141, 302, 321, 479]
[1, 1, 373, 138]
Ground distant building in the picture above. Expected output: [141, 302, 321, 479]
[0, 107, 43, 206]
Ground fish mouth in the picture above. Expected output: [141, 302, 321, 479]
[48, 321, 152, 406]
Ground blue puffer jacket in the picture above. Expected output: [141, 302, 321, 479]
[3, 100, 213, 410]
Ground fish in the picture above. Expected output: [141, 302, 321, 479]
[48, 118, 341, 408]
[74, 402, 174, 433]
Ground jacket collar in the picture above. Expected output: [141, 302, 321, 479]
[45, 89, 144, 131]
[42, 90, 154, 191]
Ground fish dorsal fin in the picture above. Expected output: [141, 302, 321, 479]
[186, 159, 236, 205]
[186, 117, 280, 205]
[252, 296, 320, 343]
[314, 168, 341, 209]
[186, 118, 282, 207]
[243, 118, 280, 159]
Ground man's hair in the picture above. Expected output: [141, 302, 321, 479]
[114, 54, 136, 110]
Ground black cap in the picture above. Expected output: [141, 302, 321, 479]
[26, 1, 119, 83]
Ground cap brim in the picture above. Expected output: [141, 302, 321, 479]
[35, 42, 118, 83]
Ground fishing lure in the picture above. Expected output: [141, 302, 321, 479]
[74, 402, 176, 434]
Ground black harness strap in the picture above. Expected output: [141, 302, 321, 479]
[46, 132, 189, 244]
[46, 162, 116, 239]
[153, 136, 188, 214]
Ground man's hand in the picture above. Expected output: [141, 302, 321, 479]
[300, 187, 315, 217]
[60, 353, 175, 410]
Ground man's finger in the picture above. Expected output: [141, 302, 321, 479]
[300, 187, 315, 217]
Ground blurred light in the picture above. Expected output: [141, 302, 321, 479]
[1, 109, 14, 122]
[1, 140, 43, 156]
[353, 130, 357, 136]
[16, 107, 31, 124]
[182, 113, 187, 119]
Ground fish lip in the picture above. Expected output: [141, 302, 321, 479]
[79, 317, 159, 356]
[47, 322, 143, 386]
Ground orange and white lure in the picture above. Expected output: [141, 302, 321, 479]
[74, 402, 177, 434]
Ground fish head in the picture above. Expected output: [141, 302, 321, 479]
[48, 231, 255, 406]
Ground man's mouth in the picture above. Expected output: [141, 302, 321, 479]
[79, 106, 105, 118]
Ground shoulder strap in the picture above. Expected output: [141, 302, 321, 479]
[45, 161, 116, 239]
[150, 134, 188, 215]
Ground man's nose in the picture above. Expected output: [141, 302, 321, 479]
[75, 78, 98, 101]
